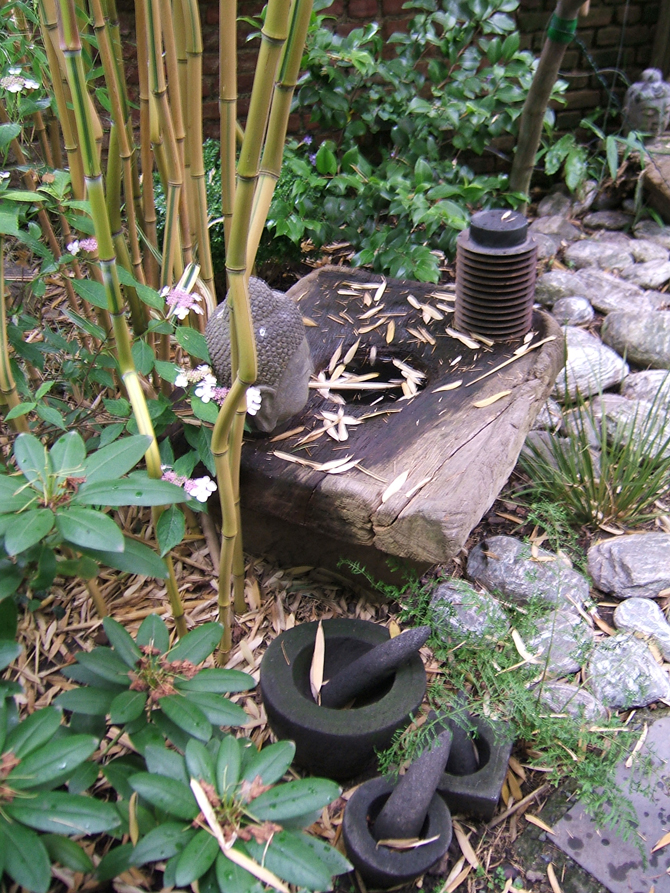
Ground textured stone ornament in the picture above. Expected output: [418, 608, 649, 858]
[537, 681, 607, 721]
[587, 635, 670, 709]
[526, 610, 594, 676]
[206, 277, 313, 433]
[430, 580, 508, 642]
[614, 597, 670, 661]
[623, 68, 670, 136]
[588, 533, 670, 599]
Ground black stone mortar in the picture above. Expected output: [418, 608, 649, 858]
[437, 714, 513, 820]
[260, 619, 426, 780]
[342, 776, 452, 888]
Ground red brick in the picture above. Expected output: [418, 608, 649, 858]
[626, 24, 657, 43]
[616, 5, 641, 24]
[640, 2, 660, 23]
[555, 109, 585, 129]
[564, 88, 602, 108]
[382, 15, 410, 39]
[336, 22, 360, 36]
[595, 25, 620, 45]
[321, 0, 344, 14]
[348, 0, 379, 18]
[581, 6, 612, 26]
[205, 6, 219, 25]
[201, 101, 219, 120]
[382, 0, 406, 14]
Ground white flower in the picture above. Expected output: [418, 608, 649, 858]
[8, 67, 20, 75]
[174, 371, 189, 388]
[246, 386, 262, 416]
[184, 475, 217, 502]
[67, 240, 80, 255]
[0, 171, 9, 182]
[23, 79, 39, 91]
[195, 374, 217, 403]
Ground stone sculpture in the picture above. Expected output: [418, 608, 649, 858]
[623, 68, 670, 137]
[205, 277, 313, 433]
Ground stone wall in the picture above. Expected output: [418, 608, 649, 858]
[117, 0, 661, 139]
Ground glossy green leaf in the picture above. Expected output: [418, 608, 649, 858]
[67, 759, 99, 794]
[56, 506, 124, 552]
[185, 737, 216, 785]
[72, 277, 108, 309]
[174, 326, 210, 361]
[156, 504, 186, 556]
[0, 640, 22, 671]
[102, 616, 142, 667]
[132, 340, 155, 376]
[14, 433, 51, 486]
[216, 735, 241, 797]
[167, 622, 223, 665]
[81, 536, 168, 579]
[0, 564, 22, 601]
[82, 434, 152, 484]
[61, 661, 125, 690]
[103, 755, 145, 799]
[0, 595, 18, 637]
[7, 791, 121, 835]
[187, 691, 247, 727]
[175, 829, 219, 887]
[8, 734, 99, 790]
[245, 831, 333, 891]
[158, 694, 212, 742]
[281, 830, 350, 875]
[241, 740, 296, 785]
[55, 686, 117, 716]
[250, 778, 341, 822]
[136, 613, 170, 653]
[117, 265, 164, 310]
[215, 850, 264, 893]
[50, 431, 86, 476]
[77, 647, 132, 684]
[129, 772, 199, 820]
[132, 822, 195, 864]
[191, 395, 219, 424]
[42, 834, 94, 872]
[0, 474, 36, 513]
[144, 743, 188, 785]
[96, 843, 134, 882]
[74, 475, 187, 507]
[176, 668, 254, 694]
[4, 508, 54, 556]
[5, 706, 61, 758]
[110, 689, 147, 724]
[0, 816, 51, 893]
[36, 403, 66, 430]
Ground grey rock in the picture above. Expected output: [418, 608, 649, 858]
[587, 635, 670, 708]
[621, 369, 670, 408]
[537, 681, 607, 721]
[571, 268, 652, 315]
[206, 278, 313, 433]
[601, 310, 670, 368]
[466, 535, 589, 610]
[614, 598, 670, 661]
[526, 610, 594, 676]
[583, 210, 632, 230]
[620, 259, 670, 289]
[537, 191, 573, 218]
[587, 533, 670, 599]
[630, 239, 669, 263]
[591, 393, 670, 460]
[535, 270, 582, 307]
[319, 625, 431, 709]
[571, 179, 598, 216]
[633, 219, 670, 249]
[521, 430, 565, 471]
[532, 232, 561, 260]
[592, 229, 634, 245]
[373, 727, 452, 841]
[553, 326, 629, 401]
[563, 240, 633, 271]
[530, 216, 582, 242]
[431, 580, 509, 643]
[643, 289, 670, 310]
[531, 398, 563, 431]
[550, 296, 594, 326]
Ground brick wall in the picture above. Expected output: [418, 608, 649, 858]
[116, 0, 662, 140]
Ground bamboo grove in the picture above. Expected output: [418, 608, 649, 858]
[0, 0, 314, 659]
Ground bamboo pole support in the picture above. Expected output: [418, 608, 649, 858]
[0, 240, 30, 434]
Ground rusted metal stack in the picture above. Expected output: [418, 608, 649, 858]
[455, 209, 537, 340]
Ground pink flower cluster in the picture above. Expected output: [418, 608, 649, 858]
[162, 286, 204, 320]
[161, 467, 217, 503]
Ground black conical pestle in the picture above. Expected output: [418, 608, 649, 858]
[373, 726, 453, 842]
[319, 625, 431, 710]
[438, 695, 479, 776]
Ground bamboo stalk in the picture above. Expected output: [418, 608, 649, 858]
[56, 0, 187, 636]
[219, 0, 237, 253]
[0, 239, 30, 434]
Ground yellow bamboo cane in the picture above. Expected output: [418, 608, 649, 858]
[0, 240, 30, 434]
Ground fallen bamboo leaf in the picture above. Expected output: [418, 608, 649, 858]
[302, 317, 318, 327]
[453, 821, 480, 869]
[506, 769, 523, 802]
[309, 381, 400, 391]
[547, 864, 562, 893]
[446, 865, 471, 892]
[190, 780, 289, 893]
[467, 336, 557, 386]
[625, 722, 648, 768]
[446, 327, 479, 349]
[511, 629, 540, 664]
[389, 620, 401, 638]
[508, 756, 527, 782]
[310, 620, 325, 703]
[245, 577, 261, 611]
[376, 835, 440, 850]
[128, 792, 140, 846]
[525, 814, 555, 835]
[651, 830, 670, 853]
[444, 857, 465, 889]
[359, 305, 383, 320]
[382, 470, 409, 503]
[374, 279, 387, 302]
[386, 320, 395, 343]
[332, 363, 346, 381]
[270, 426, 305, 442]
[433, 381, 463, 393]
[407, 294, 422, 309]
[405, 476, 433, 499]
[591, 612, 616, 636]
[329, 343, 343, 374]
[473, 390, 512, 408]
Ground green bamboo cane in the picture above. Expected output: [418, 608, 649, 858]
[56, 0, 188, 637]
[212, 0, 292, 661]
[180, 0, 215, 307]
[246, 0, 313, 271]
[0, 239, 30, 434]
[219, 0, 237, 253]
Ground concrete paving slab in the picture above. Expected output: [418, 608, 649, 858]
[554, 717, 670, 893]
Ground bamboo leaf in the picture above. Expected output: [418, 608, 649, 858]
[472, 390, 512, 408]
[651, 830, 670, 853]
[309, 620, 325, 703]
[381, 470, 409, 504]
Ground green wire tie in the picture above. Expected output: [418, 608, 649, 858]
[547, 14, 578, 44]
